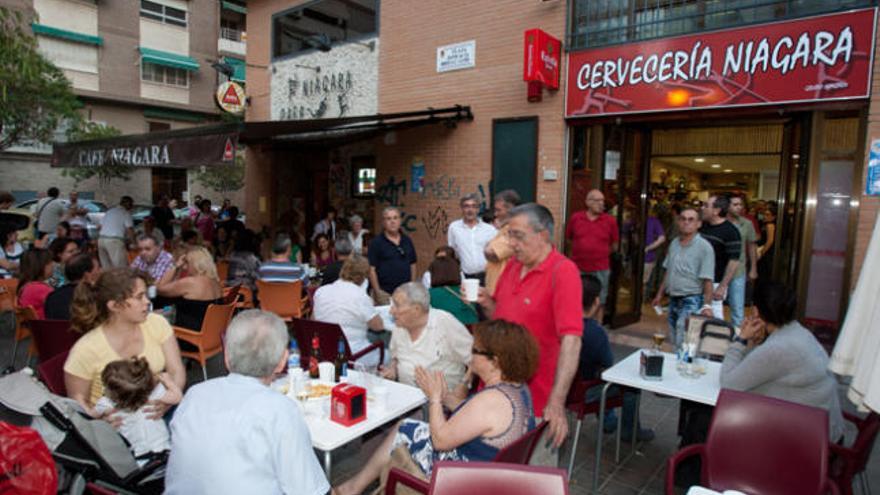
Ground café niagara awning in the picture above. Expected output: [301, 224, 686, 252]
[51, 106, 473, 169]
[138, 47, 200, 71]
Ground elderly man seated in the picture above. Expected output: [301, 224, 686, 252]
[165, 310, 329, 495]
[130, 233, 174, 282]
[258, 234, 308, 284]
[382, 282, 472, 389]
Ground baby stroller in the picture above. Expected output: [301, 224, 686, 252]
[0, 369, 166, 494]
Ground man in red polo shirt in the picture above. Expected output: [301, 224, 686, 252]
[478, 203, 582, 461]
[565, 189, 618, 321]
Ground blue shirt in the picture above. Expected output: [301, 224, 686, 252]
[579, 318, 614, 380]
[367, 232, 417, 294]
[165, 374, 329, 495]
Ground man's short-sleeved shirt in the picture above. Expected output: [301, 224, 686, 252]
[493, 249, 583, 413]
[731, 216, 757, 278]
[389, 308, 472, 390]
[447, 219, 497, 275]
[99, 206, 133, 238]
[699, 220, 742, 283]
[131, 250, 174, 282]
[565, 212, 619, 272]
[663, 234, 715, 296]
[165, 373, 329, 495]
[367, 233, 417, 294]
[36, 197, 65, 234]
[258, 260, 307, 283]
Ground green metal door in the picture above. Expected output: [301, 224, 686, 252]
[492, 118, 537, 203]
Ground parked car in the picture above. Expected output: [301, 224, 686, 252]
[15, 198, 107, 239]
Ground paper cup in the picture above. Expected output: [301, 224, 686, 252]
[462, 278, 480, 302]
[318, 361, 335, 383]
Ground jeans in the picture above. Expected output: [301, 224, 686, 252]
[667, 294, 703, 349]
[585, 385, 640, 432]
[710, 283, 725, 320]
[726, 275, 746, 327]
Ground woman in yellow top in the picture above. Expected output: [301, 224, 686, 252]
[64, 268, 186, 419]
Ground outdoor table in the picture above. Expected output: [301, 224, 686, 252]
[593, 350, 722, 493]
[274, 373, 426, 479]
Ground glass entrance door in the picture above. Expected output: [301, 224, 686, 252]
[603, 125, 650, 327]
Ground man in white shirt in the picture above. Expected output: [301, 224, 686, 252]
[382, 282, 472, 389]
[35, 187, 66, 240]
[98, 196, 134, 268]
[447, 193, 496, 283]
[166, 310, 330, 495]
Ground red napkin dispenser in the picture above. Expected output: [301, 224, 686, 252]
[331, 383, 367, 426]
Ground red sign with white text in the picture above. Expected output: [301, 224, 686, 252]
[524, 29, 561, 89]
[566, 8, 877, 118]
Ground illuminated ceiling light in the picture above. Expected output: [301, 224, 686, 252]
[694, 158, 705, 163]
[792, 154, 800, 159]
[723, 169, 733, 173]
[711, 164, 721, 168]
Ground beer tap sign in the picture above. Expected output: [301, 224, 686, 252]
[524, 28, 562, 102]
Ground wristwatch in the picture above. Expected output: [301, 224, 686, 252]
[733, 336, 749, 346]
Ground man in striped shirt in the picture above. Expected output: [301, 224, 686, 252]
[258, 235, 308, 283]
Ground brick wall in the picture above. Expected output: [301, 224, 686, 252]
[851, 14, 880, 288]
[375, 0, 567, 273]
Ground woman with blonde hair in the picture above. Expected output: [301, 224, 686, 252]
[313, 255, 386, 367]
[64, 268, 185, 418]
[157, 247, 223, 337]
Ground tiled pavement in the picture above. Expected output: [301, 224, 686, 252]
[2, 311, 876, 494]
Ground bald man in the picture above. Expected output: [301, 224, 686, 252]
[565, 190, 618, 320]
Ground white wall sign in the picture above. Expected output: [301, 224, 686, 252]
[436, 40, 475, 73]
[270, 37, 379, 121]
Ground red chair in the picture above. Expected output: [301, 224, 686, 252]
[29, 319, 80, 362]
[289, 318, 384, 367]
[386, 461, 570, 495]
[665, 389, 840, 495]
[38, 350, 69, 396]
[564, 376, 626, 477]
[492, 421, 549, 465]
[830, 412, 880, 495]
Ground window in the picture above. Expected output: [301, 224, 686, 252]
[148, 121, 171, 132]
[569, 0, 878, 50]
[272, 0, 378, 59]
[141, 62, 188, 87]
[140, 0, 187, 28]
[352, 156, 377, 197]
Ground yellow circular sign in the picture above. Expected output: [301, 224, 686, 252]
[216, 81, 246, 114]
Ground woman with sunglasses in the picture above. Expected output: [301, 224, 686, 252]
[335, 319, 539, 495]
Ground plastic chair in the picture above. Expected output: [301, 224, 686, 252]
[665, 389, 840, 495]
[12, 305, 38, 368]
[830, 412, 880, 495]
[0, 278, 18, 312]
[38, 350, 69, 396]
[173, 303, 235, 380]
[29, 319, 80, 362]
[386, 461, 570, 495]
[256, 279, 308, 320]
[685, 315, 735, 361]
[564, 376, 626, 478]
[289, 318, 384, 367]
[492, 421, 549, 465]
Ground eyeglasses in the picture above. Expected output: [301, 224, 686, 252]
[471, 347, 494, 358]
[505, 229, 529, 241]
[395, 245, 406, 257]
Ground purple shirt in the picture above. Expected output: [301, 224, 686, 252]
[645, 217, 665, 263]
[131, 250, 174, 282]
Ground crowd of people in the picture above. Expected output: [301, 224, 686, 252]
[0, 184, 844, 493]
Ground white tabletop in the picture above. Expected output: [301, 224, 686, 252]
[601, 350, 722, 406]
[275, 374, 426, 452]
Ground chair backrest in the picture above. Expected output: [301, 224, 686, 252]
[0, 278, 18, 311]
[290, 318, 351, 367]
[686, 315, 734, 360]
[848, 412, 880, 476]
[216, 260, 230, 282]
[222, 284, 241, 305]
[38, 350, 69, 396]
[15, 305, 38, 338]
[199, 303, 236, 352]
[29, 319, 79, 361]
[492, 421, 549, 465]
[429, 461, 569, 495]
[255, 279, 304, 319]
[703, 389, 831, 494]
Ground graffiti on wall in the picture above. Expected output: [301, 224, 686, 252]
[421, 206, 449, 240]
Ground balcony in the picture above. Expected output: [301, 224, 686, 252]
[218, 27, 246, 56]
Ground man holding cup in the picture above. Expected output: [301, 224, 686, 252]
[448, 193, 496, 285]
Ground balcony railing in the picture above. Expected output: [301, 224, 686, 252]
[221, 27, 243, 42]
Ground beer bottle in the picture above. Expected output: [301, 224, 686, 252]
[309, 335, 320, 379]
[334, 338, 347, 382]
